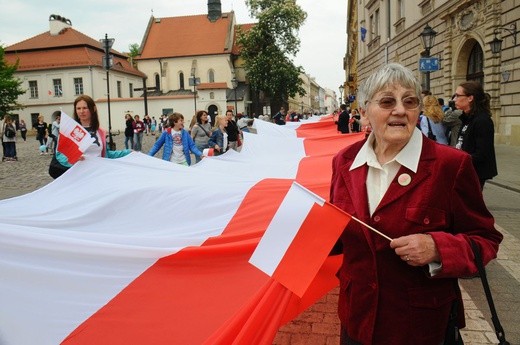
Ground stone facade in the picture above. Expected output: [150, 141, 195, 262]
[345, 0, 520, 145]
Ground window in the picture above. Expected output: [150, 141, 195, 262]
[155, 74, 160, 91]
[117, 81, 122, 98]
[210, 92, 215, 99]
[179, 72, 185, 89]
[208, 69, 215, 83]
[129, 83, 134, 98]
[467, 43, 484, 85]
[374, 9, 380, 37]
[29, 80, 38, 98]
[53, 79, 63, 97]
[74, 77, 83, 95]
[397, 0, 404, 19]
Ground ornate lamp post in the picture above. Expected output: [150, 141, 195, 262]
[419, 24, 437, 92]
[490, 23, 517, 54]
[339, 84, 345, 105]
[100, 34, 115, 150]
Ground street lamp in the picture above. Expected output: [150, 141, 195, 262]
[300, 101, 304, 115]
[190, 68, 199, 114]
[100, 34, 115, 150]
[231, 77, 238, 114]
[339, 85, 344, 105]
[490, 23, 517, 54]
[419, 24, 437, 92]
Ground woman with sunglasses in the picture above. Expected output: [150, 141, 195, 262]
[454, 81, 497, 190]
[330, 63, 502, 345]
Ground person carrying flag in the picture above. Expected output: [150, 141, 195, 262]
[330, 63, 503, 345]
[50, 95, 131, 178]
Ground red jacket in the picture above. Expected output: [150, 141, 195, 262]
[330, 137, 502, 345]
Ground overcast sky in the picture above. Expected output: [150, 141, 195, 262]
[0, 0, 346, 94]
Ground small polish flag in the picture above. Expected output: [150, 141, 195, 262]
[250, 182, 351, 297]
[203, 148, 215, 156]
[57, 112, 95, 164]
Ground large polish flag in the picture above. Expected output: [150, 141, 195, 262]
[0, 116, 365, 345]
[56, 112, 95, 164]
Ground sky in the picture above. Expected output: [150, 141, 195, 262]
[0, 0, 347, 94]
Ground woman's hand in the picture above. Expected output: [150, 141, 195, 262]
[214, 145, 220, 152]
[390, 234, 440, 266]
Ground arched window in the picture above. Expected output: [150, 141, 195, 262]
[467, 43, 484, 85]
[208, 69, 215, 83]
[154, 73, 160, 91]
[179, 72, 185, 90]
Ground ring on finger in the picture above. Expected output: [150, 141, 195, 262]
[405, 255, 410, 261]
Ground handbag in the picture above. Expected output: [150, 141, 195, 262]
[426, 117, 437, 141]
[469, 239, 510, 345]
[48, 155, 70, 179]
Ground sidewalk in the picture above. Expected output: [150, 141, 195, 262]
[489, 144, 520, 192]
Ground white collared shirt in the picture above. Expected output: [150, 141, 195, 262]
[350, 128, 441, 274]
[350, 128, 423, 216]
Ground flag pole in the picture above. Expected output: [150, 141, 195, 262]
[350, 215, 393, 241]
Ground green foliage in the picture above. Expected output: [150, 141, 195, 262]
[128, 43, 140, 68]
[238, 0, 307, 104]
[0, 46, 25, 119]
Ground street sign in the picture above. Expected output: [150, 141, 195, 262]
[189, 77, 200, 86]
[419, 57, 440, 72]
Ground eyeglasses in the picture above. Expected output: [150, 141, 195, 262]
[367, 96, 421, 110]
[453, 94, 468, 99]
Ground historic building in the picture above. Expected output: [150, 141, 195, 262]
[4, 14, 145, 128]
[345, 0, 520, 145]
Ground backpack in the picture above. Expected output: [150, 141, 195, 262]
[4, 124, 15, 138]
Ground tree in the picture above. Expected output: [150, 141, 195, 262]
[0, 46, 24, 119]
[238, 0, 307, 115]
[128, 43, 140, 68]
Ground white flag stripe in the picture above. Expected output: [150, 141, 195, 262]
[249, 182, 325, 276]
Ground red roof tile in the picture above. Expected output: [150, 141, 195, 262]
[137, 13, 234, 60]
[6, 28, 102, 51]
[197, 82, 228, 90]
[5, 28, 145, 78]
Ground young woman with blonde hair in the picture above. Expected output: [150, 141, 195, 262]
[419, 95, 448, 144]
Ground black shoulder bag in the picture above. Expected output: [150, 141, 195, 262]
[469, 240, 510, 345]
[426, 117, 437, 141]
[444, 240, 510, 345]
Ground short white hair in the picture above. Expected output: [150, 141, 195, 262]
[357, 63, 422, 109]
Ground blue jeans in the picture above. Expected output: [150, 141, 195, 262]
[133, 133, 143, 151]
[125, 136, 134, 150]
[195, 143, 208, 163]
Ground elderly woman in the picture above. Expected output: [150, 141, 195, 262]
[330, 63, 503, 345]
[454, 81, 498, 189]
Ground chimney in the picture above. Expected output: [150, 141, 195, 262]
[207, 0, 222, 22]
[49, 14, 72, 36]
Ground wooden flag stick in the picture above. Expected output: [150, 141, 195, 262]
[350, 215, 393, 241]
